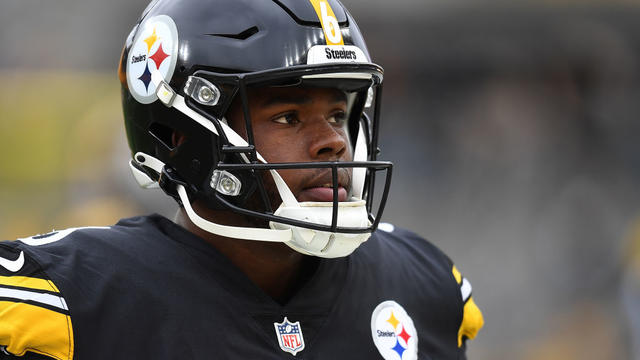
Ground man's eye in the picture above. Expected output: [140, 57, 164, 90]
[272, 113, 298, 124]
[327, 111, 347, 124]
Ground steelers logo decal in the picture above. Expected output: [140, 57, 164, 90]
[371, 301, 418, 360]
[126, 15, 178, 104]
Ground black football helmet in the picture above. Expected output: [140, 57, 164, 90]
[118, 0, 392, 257]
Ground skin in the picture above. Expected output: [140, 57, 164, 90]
[175, 87, 353, 303]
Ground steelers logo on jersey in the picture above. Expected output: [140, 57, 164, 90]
[371, 300, 418, 360]
[126, 15, 179, 104]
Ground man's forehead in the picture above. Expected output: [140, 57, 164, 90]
[253, 87, 347, 107]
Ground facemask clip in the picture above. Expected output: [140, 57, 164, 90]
[184, 76, 220, 106]
[210, 170, 242, 196]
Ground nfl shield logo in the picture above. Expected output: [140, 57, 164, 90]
[274, 317, 305, 356]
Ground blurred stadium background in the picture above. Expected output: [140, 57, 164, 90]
[1, 0, 640, 358]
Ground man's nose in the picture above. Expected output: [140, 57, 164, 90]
[307, 119, 348, 160]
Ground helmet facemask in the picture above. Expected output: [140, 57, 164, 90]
[130, 64, 392, 257]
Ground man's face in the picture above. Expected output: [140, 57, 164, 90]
[227, 87, 353, 205]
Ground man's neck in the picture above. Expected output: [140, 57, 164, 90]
[174, 206, 318, 304]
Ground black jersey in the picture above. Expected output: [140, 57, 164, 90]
[0, 215, 483, 360]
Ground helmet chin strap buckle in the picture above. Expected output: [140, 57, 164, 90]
[130, 152, 189, 204]
[129, 160, 159, 189]
[156, 81, 176, 107]
[158, 167, 191, 206]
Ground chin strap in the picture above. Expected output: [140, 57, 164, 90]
[176, 184, 292, 241]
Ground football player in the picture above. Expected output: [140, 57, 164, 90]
[0, 0, 483, 359]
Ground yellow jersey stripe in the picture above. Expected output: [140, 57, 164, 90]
[0, 276, 60, 293]
[452, 265, 462, 284]
[0, 300, 73, 360]
[308, 0, 344, 45]
[452, 265, 484, 347]
[457, 296, 484, 347]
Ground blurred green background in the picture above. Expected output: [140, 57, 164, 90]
[2, 1, 640, 359]
[0, 72, 135, 236]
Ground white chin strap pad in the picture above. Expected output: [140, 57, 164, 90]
[270, 200, 371, 258]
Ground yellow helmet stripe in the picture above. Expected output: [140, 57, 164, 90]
[309, 0, 344, 45]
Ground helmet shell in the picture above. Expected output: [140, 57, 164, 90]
[119, 0, 379, 211]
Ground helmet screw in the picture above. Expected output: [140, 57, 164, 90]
[220, 177, 236, 194]
[198, 86, 214, 103]
[136, 155, 146, 163]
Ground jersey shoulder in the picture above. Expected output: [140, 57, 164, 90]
[369, 223, 485, 348]
[0, 240, 74, 359]
[6, 215, 172, 269]
[369, 222, 455, 271]
[0, 215, 164, 359]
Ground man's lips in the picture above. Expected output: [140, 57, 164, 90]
[298, 186, 348, 202]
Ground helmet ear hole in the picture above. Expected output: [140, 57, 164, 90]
[171, 130, 187, 148]
[149, 122, 178, 151]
